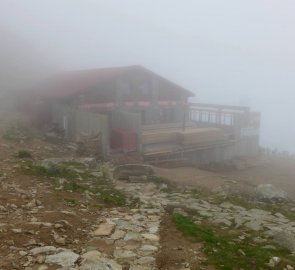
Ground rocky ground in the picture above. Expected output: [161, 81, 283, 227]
[1, 118, 295, 269]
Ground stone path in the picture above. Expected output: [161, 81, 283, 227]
[22, 180, 295, 269]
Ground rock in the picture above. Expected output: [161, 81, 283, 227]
[30, 246, 57, 255]
[61, 211, 76, 216]
[135, 256, 155, 265]
[142, 233, 159, 242]
[212, 218, 232, 227]
[286, 265, 294, 270]
[36, 255, 46, 263]
[111, 230, 126, 240]
[94, 223, 115, 236]
[256, 184, 287, 201]
[19, 250, 27, 256]
[80, 259, 122, 270]
[273, 231, 295, 252]
[53, 230, 67, 245]
[149, 226, 159, 234]
[124, 232, 142, 241]
[12, 228, 22, 233]
[140, 245, 158, 252]
[253, 237, 266, 244]
[45, 251, 79, 267]
[81, 250, 101, 262]
[244, 220, 263, 231]
[114, 249, 136, 259]
[267, 256, 281, 267]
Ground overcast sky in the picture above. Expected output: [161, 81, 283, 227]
[0, 0, 294, 152]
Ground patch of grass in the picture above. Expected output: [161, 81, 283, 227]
[92, 186, 127, 206]
[61, 161, 87, 169]
[21, 162, 97, 182]
[226, 196, 257, 210]
[190, 188, 200, 198]
[59, 181, 126, 206]
[172, 213, 295, 270]
[22, 164, 78, 179]
[16, 150, 33, 159]
[22, 160, 126, 207]
[63, 198, 79, 205]
[63, 182, 87, 192]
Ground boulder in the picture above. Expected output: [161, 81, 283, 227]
[256, 184, 288, 201]
[273, 231, 295, 252]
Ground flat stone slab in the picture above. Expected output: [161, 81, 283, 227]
[111, 229, 126, 240]
[45, 251, 80, 267]
[142, 233, 159, 242]
[94, 223, 115, 236]
[124, 232, 142, 241]
[114, 249, 137, 259]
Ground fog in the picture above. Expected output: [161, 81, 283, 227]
[0, 0, 294, 152]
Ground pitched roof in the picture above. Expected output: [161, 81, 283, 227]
[40, 65, 194, 98]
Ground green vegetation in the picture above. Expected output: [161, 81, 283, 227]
[61, 161, 87, 169]
[172, 213, 295, 270]
[93, 187, 126, 206]
[16, 150, 32, 159]
[61, 182, 126, 206]
[21, 160, 127, 207]
[190, 188, 200, 198]
[21, 161, 95, 180]
[63, 198, 79, 206]
[62, 182, 87, 192]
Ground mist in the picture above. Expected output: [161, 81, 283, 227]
[0, 0, 294, 152]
